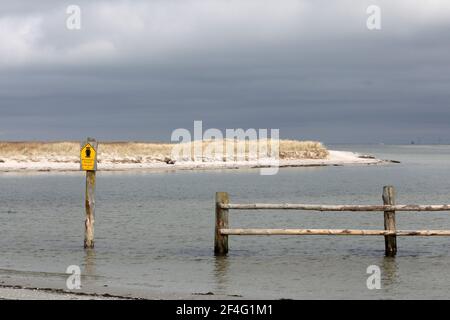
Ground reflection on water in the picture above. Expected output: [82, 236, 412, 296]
[83, 249, 96, 277]
[1, 145, 450, 298]
[213, 256, 230, 293]
[381, 257, 399, 289]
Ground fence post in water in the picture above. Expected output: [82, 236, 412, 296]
[383, 185, 397, 256]
[80, 138, 98, 249]
[215, 192, 229, 255]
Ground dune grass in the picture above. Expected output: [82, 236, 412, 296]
[0, 140, 328, 163]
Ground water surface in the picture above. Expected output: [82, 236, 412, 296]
[1, 145, 450, 299]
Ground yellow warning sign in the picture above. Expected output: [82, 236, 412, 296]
[80, 141, 97, 171]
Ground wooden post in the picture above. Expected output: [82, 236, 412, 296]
[84, 170, 96, 248]
[81, 138, 98, 249]
[215, 192, 229, 255]
[383, 186, 397, 256]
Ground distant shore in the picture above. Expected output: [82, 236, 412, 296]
[0, 150, 394, 173]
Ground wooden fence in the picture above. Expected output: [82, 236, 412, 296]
[214, 186, 450, 256]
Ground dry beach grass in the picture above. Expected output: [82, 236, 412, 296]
[0, 140, 329, 164]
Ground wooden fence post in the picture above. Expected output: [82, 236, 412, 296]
[215, 192, 229, 255]
[383, 186, 397, 256]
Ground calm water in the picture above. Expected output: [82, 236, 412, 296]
[1, 145, 450, 299]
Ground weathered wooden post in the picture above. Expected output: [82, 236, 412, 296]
[80, 138, 98, 249]
[383, 186, 397, 256]
[215, 192, 229, 255]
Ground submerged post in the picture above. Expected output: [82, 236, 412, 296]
[215, 192, 229, 255]
[85, 170, 96, 248]
[81, 138, 98, 249]
[383, 186, 397, 256]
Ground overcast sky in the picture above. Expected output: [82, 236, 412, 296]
[1, 0, 449, 143]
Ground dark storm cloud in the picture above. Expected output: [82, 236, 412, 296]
[0, 0, 449, 143]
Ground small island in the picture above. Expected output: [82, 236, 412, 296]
[0, 140, 393, 173]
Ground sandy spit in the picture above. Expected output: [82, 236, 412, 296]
[0, 150, 394, 173]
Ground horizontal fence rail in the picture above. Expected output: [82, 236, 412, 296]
[220, 204, 450, 211]
[220, 229, 450, 236]
[213, 187, 450, 257]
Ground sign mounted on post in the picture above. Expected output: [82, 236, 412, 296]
[81, 138, 98, 248]
[80, 138, 98, 171]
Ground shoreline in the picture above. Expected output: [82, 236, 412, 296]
[0, 283, 246, 300]
[0, 284, 131, 300]
[0, 150, 397, 173]
[0, 268, 249, 300]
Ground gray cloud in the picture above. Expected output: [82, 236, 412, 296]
[0, 0, 449, 143]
